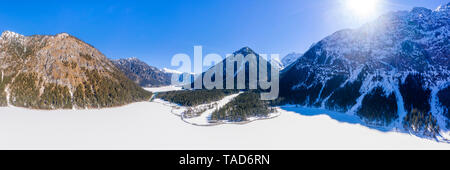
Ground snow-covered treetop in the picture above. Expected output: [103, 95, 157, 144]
[281, 52, 303, 67]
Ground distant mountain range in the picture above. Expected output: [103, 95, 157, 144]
[0, 31, 151, 109]
[188, 46, 280, 90]
[279, 3, 449, 137]
[111, 58, 172, 87]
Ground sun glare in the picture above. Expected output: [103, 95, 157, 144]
[346, 0, 380, 18]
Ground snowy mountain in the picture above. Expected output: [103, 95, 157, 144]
[281, 52, 303, 68]
[161, 68, 184, 74]
[189, 47, 279, 89]
[111, 58, 172, 87]
[279, 3, 450, 139]
[0, 31, 151, 109]
[270, 56, 284, 70]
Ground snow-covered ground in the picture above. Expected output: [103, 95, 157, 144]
[0, 87, 449, 150]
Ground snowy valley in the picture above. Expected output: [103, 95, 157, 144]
[0, 86, 448, 150]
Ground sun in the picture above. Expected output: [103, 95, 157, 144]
[346, 0, 380, 18]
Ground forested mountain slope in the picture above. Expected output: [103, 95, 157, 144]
[0, 31, 151, 109]
[279, 3, 449, 138]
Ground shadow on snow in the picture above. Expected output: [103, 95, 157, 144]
[279, 105, 396, 133]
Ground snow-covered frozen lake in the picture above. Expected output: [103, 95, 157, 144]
[0, 87, 449, 150]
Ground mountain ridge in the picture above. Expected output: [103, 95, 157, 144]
[111, 57, 172, 87]
[0, 31, 151, 109]
[281, 52, 303, 68]
[189, 46, 279, 90]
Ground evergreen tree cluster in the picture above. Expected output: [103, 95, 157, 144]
[0, 33, 152, 110]
[158, 89, 238, 106]
[398, 74, 441, 132]
[210, 92, 275, 122]
[325, 79, 362, 112]
[79, 53, 93, 61]
[279, 71, 351, 108]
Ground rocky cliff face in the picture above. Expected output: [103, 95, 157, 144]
[0, 31, 151, 109]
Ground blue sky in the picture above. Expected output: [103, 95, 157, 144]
[0, 0, 447, 69]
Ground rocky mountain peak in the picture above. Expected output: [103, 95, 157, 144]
[0, 31, 151, 109]
[111, 57, 172, 87]
[234, 46, 257, 56]
[1, 31, 24, 39]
